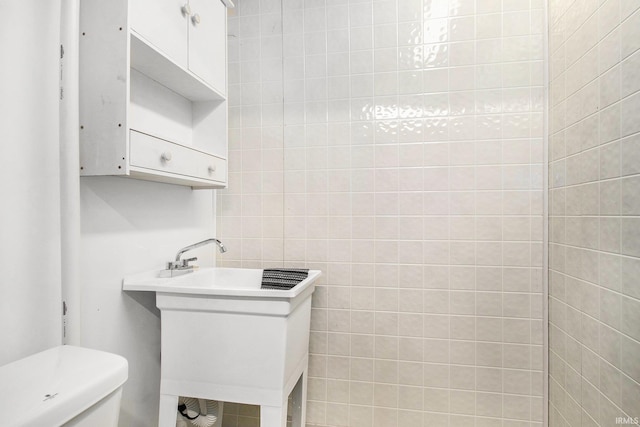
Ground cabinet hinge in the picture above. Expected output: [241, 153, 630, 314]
[62, 300, 67, 340]
[59, 44, 64, 100]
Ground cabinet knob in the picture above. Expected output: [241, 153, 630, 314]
[181, 4, 191, 16]
[161, 152, 173, 162]
[191, 13, 201, 25]
[208, 164, 216, 174]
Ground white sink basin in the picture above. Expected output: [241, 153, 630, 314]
[124, 267, 321, 316]
[124, 267, 320, 298]
[122, 267, 321, 427]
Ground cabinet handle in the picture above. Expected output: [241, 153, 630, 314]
[161, 152, 173, 162]
[181, 4, 191, 16]
[191, 13, 201, 25]
[208, 165, 216, 174]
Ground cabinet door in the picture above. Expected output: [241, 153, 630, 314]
[188, 0, 226, 94]
[130, 0, 188, 69]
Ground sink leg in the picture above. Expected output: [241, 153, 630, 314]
[260, 404, 287, 427]
[158, 393, 179, 427]
[291, 369, 308, 427]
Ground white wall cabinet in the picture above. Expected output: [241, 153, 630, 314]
[187, 0, 227, 93]
[80, 0, 230, 189]
[129, 0, 226, 95]
[129, 0, 188, 71]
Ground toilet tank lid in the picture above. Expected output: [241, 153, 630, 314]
[0, 345, 128, 427]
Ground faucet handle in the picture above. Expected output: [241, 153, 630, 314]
[166, 257, 198, 271]
[181, 257, 198, 267]
[166, 261, 181, 270]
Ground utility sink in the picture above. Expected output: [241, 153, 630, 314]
[123, 267, 321, 427]
[124, 267, 320, 314]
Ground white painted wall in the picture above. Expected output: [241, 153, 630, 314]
[0, 3, 218, 426]
[79, 177, 216, 426]
[60, 0, 81, 345]
[0, 0, 62, 366]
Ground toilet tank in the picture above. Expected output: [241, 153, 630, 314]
[0, 345, 128, 427]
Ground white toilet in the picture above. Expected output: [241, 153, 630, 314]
[0, 345, 128, 427]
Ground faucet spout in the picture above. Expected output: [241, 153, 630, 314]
[174, 238, 227, 262]
[161, 238, 227, 277]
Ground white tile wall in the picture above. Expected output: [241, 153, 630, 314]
[220, 0, 546, 426]
[548, 0, 640, 426]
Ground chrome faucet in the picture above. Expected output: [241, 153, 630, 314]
[165, 238, 227, 275]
